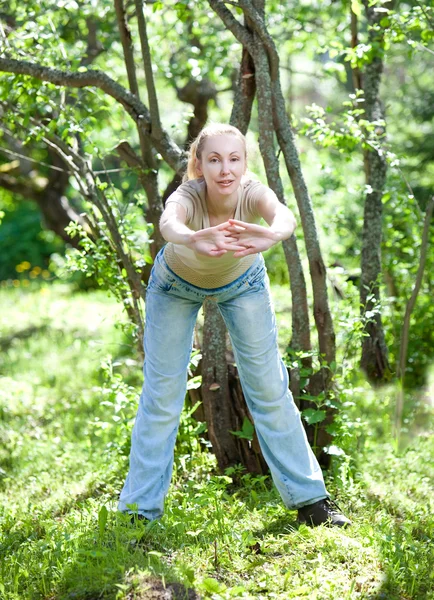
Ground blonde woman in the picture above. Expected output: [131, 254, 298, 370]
[118, 124, 350, 528]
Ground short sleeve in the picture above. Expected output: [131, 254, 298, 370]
[243, 180, 274, 220]
[165, 183, 196, 224]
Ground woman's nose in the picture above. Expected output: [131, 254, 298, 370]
[220, 161, 230, 173]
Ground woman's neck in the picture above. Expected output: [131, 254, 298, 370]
[205, 189, 238, 220]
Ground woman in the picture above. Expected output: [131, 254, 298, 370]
[118, 123, 350, 527]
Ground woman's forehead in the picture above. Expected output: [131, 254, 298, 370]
[202, 134, 245, 156]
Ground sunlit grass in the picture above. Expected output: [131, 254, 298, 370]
[0, 284, 433, 599]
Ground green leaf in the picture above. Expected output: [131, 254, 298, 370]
[301, 408, 326, 425]
[230, 416, 254, 440]
[421, 30, 434, 42]
[98, 505, 108, 536]
[201, 578, 226, 593]
[300, 392, 325, 402]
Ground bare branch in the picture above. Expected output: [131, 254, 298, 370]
[237, 0, 280, 81]
[396, 196, 434, 436]
[0, 56, 185, 173]
[114, 0, 141, 96]
[208, 0, 255, 53]
[114, 0, 156, 167]
[82, 19, 105, 66]
[116, 140, 146, 169]
[135, 0, 163, 138]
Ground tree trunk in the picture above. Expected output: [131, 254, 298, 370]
[201, 300, 268, 472]
[359, 1, 391, 384]
[197, 7, 269, 474]
[209, 0, 336, 464]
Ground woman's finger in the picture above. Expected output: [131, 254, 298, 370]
[224, 225, 245, 234]
[228, 219, 251, 229]
[232, 247, 256, 258]
[218, 239, 248, 251]
[222, 235, 243, 244]
[216, 221, 232, 230]
[229, 219, 265, 233]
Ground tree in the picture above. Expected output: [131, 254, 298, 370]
[6, 0, 426, 470]
[351, 0, 392, 384]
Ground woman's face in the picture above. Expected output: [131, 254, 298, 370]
[196, 134, 246, 198]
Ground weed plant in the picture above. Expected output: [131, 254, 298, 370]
[0, 284, 433, 599]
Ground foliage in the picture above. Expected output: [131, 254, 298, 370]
[1, 0, 433, 392]
[0, 195, 64, 281]
[299, 87, 434, 388]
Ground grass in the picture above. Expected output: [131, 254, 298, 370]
[0, 283, 433, 599]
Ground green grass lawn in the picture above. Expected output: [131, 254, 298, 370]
[0, 284, 433, 599]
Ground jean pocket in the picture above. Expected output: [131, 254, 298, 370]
[148, 264, 176, 292]
[246, 267, 266, 289]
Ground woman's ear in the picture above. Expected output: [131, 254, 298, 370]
[195, 159, 203, 177]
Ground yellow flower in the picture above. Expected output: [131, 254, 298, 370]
[21, 261, 31, 270]
[42, 270, 51, 279]
[32, 266, 42, 275]
[22, 279, 30, 287]
[13, 280, 20, 287]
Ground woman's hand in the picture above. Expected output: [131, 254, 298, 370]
[190, 222, 247, 257]
[225, 219, 279, 257]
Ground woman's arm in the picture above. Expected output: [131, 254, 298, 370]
[160, 202, 194, 246]
[227, 189, 297, 258]
[159, 201, 245, 257]
[257, 189, 297, 241]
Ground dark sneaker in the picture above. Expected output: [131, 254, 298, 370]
[130, 513, 149, 525]
[297, 498, 351, 528]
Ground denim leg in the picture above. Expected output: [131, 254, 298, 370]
[217, 276, 328, 509]
[117, 285, 201, 520]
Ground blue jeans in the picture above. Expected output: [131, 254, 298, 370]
[118, 248, 328, 520]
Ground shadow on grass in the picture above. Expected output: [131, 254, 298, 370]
[52, 514, 201, 600]
[349, 434, 434, 600]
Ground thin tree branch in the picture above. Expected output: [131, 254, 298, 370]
[415, 42, 434, 57]
[81, 18, 105, 66]
[414, 0, 434, 29]
[114, 0, 141, 95]
[350, 6, 363, 91]
[395, 196, 434, 436]
[0, 146, 65, 172]
[207, 0, 255, 53]
[134, 0, 163, 138]
[114, 0, 157, 168]
[0, 56, 185, 173]
[237, 0, 280, 81]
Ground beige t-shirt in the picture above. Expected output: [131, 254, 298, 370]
[164, 177, 270, 288]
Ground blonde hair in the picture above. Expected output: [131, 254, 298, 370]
[183, 123, 247, 182]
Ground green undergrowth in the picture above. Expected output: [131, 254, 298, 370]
[0, 285, 433, 600]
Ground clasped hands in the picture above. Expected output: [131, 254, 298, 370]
[189, 219, 278, 258]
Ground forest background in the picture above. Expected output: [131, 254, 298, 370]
[0, 0, 433, 599]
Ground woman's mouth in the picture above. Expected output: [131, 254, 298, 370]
[218, 180, 234, 187]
